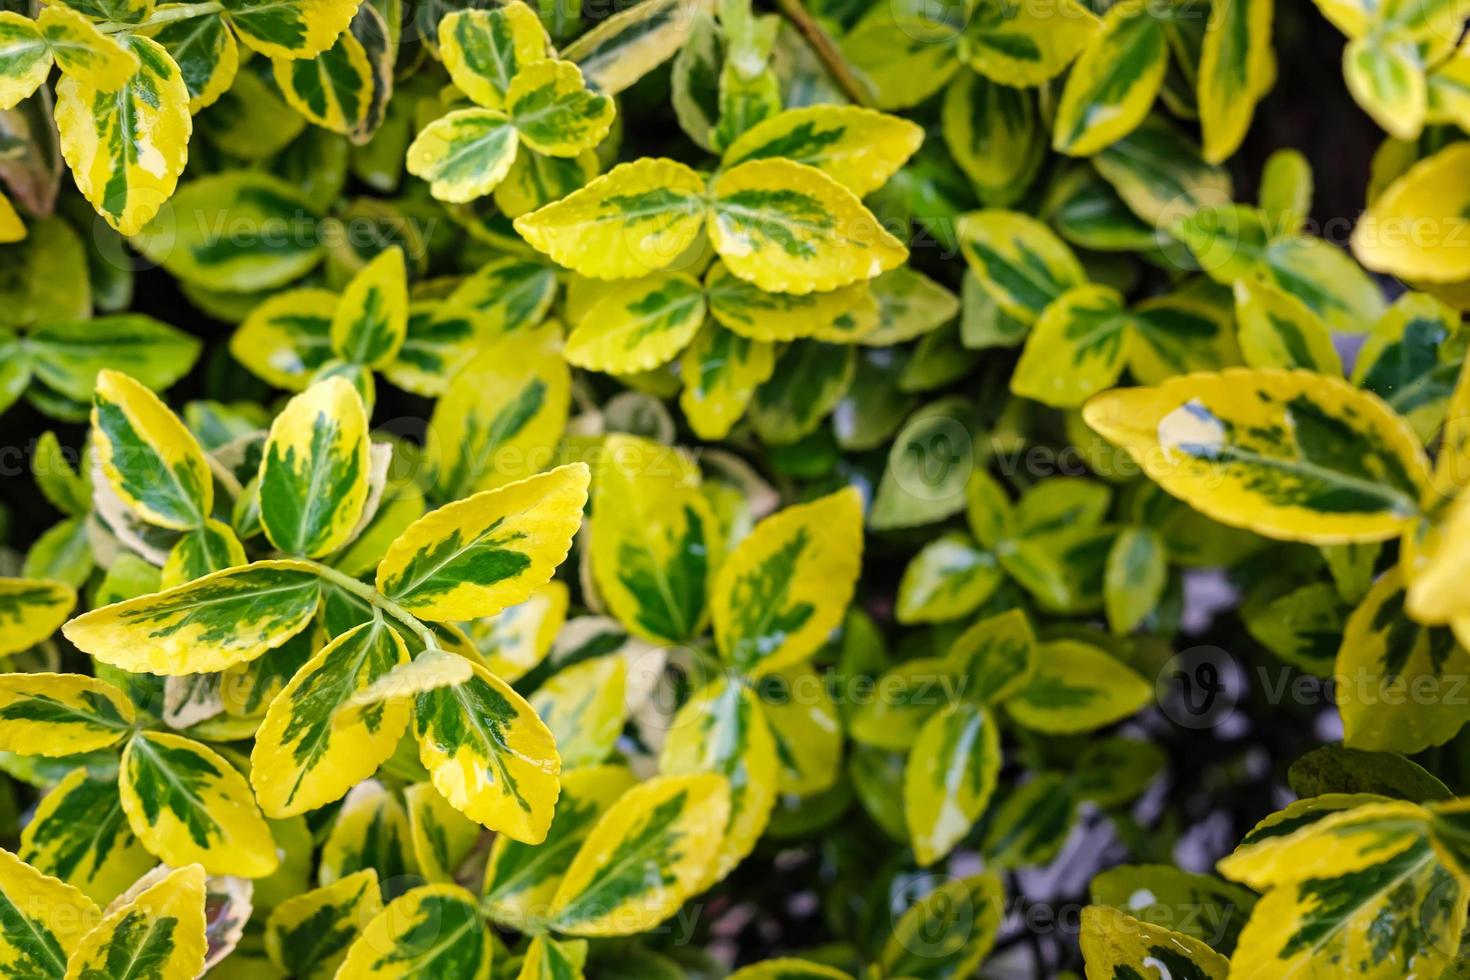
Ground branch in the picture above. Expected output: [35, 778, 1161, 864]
[770, 0, 873, 108]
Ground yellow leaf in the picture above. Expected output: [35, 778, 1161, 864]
[468, 581, 569, 682]
[65, 864, 206, 980]
[720, 105, 922, 196]
[565, 273, 706, 374]
[0, 846, 99, 974]
[1080, 906, 1229, 980]
[0, 577, 77, 657]
[678, 321, 776, 440]
[38, 6, 139, 91]
[0, 12, 51, 111]
[1197, 0, 1273, 162]
[439, 3, 548, 110]
[55, 34, 190, 235]
[711, 487, 864, 676]
[0, 672, 134, 756]
[1353, 141, 1470, 283]
[548, 773, 730, 936]
[92, 368, 213, 530]
[514, 157, 708, 280]
[1083, 369, 1431, 544]
[960, 0, 1099, 86]
[708, 158, 907, 294]
[335, 883, 491, 978]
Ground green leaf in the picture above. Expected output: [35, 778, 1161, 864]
[896, 532, 1003, 624]
[879, 872, 1005, 978]
[1053, 5, 1169, 156]
[1006, 638, 1151, 733]
[1104, 526, 1168, 634]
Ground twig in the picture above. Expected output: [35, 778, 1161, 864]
[770, 0, 873, 107]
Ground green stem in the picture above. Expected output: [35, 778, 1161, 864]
[769, 0, 872, 107]
[94, 1, 223, 34]
[307, 560, 441, 651]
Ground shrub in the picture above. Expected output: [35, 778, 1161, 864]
[0, 0, 1468, 975]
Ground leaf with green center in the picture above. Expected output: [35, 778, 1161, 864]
[1352, 291, 1461, 443]
[438, 3, 547, 110]
[318, 780, 418, 897]
[38, 6, 139, 91]
[330, 246, 407, 367]
[514, 157, 709, 279]
[468, 581, 568, 683]
[160, 519, 247, 589]
[879, 872, 1005, 978]
[0, 673, 133, 757]
[91, 369, 212, 531]
[748, 340, 855, 445]
[756, 663, 842, 796]
[493, 147, 599, 218]
[530, 654, 627, 768]
[1234, 278, 1341, 373]
[895, 531, 1003, 624]
[424, 323, 570, 500]
[258, 378, 371, 558]
[1093, 116, 1233, 227]
[406, 108, 519, 204]
[659, 675, 778, 889]
[1080, 906, 1230, 979]
[378, 462, 587, 621]
[720, 105, 923, 196]
[120, 731, 279, 876]
[1104, 525, 1168, 635]
[848, 656, 957, 751]
[0, 845, 99, 977]
[1337, 567, 1470, 755]
[404, 782, 480, 884]
[0, 13, 51, 111]
[678, 321, 776, 440]
[1011, 284, 1131, 408]
[230, 288, 338, 390]
[1126, 284, 1240, 384]
[335, 883, 490, 978]
[548, 773, 731, 936]
[1053, 4, 1168, 156]
[947, 608, 1037, 703]
[565, 273, 706, 374]
[271, 23, 375, 137]
[54, 34, 189, 236]
[153, 11, 238, 112]
[413, 658, 560, 841]
[18, 769, 154, 907]
[220, 0, 361, 60]
[1006, 638, 1151, 733]
[506, 59, 614, 157]
[1088, 864, 1258, 954]
[63, 559, 321, 675]
[711, 487, 863, 676]
[1084, 369, 1432, 544]
[134, 172, 324, 292]
[960, 0, 1098, 86]
[560, 0, 702, 95]
[708, 158, 908, 294]
[983, 773, 1077, 868]
[518, 934, 588, 980]
[250, 619, 412, 818]
[590, 434, 719, 644]
[956, 210, 1085, 324]
[264, 869, 382, 979]
[24, 316, 197, 409]
[65, 864, 209, 980]
[1197, 0, 1272, 162]
[904, 701, 1001, 869]
[483, 764, 636, 930]
[0, 577, 76, 657]
[382, 301, 493, 397]
[447, 255, 559, 334]
[704, 259, 878, 343]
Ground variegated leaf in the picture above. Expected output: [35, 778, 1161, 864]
[678, 321, 775, 440]
[264, 868, 381, 979]
[230, 288, 338, 391]
[0, 577, 77, 657]
[406, 108, 518, 204]
[1080, 905, 1230, 979]
[404, 783, 480, 884]
[438, 3, 547, 110]
[506, 59, 614, 157]
[903, 701, 1000, 867]
[91, 368, 212, 531]
[19, 769, 155, 906]
[221, 0, 361, 60]
[335, 883, 490, 978]
[66, 864, 207, 980]
[1006, 638, 1152, 733]
[565, 273, 705, 373]
[0, 672, 133, 756]
[720, 105, 922, 196]
[0, 13, 50, 111]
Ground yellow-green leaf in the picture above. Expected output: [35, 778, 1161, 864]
[230, 288, 338, 390]
[879, 872, 1005, 978]
[63, 559, 322, 675]
[152, 9, 239, 112]
[92, 368, 212, 531]
[705, 259, 878, 343]
[561, 0, 699, 95]
[1053, 4, 1169, 156]
[160, 519, 248, 589]
[565, 273, 705, 373]
[482, 764, 636, 930]
[1233, 277, 1341, 373]
[0, 578, 77, 657]
[1084, 369, 1431, 544]
[414, 659, 560, 842]
[335, 883, 490, 978]
[513, 157, 708, 279]
[711, 487, 864, 676]
[424, 323, 570, 500]
[659, 675, 778, 888]
[506, 59, 614, 157]
[728, 960, 851, 980]
[439, 3, 547, 111]
[1006, 638, 1151, 733]
[708, 158, 907, 294]
[331, 246, 407, 367]
[18, 769, 155, 906]
[904, 701, 1000, 867]
[0, 672, 133, 756]
[264, 868, 382, 979]
[250, 619, 412, 817]
[55, 34, 190, 235]
[1197, 0, 1273, 162]
[848, 656, 957, 751]
[377, 462, 587, 621]
[0, 12, 51, 110]
[895, 531, 1003, 624]
[39, 6, 138, 91]
[530, 655, 627, 768]
[678, 321, 775, 440]
[222, 0, 360, 60]
[120, 731, 279, 876]
[591, 433, 719, 644]
[407, 108, 519, 203]
[960, 0, 1099, 86]
[469, 581, 568, 682]
[1012, 284, 1131, 408]
[259, 377, 372, 558]
[548, 773, 730, 936]
[757, 663, 841, 796]
[1080, 905, 1230, 979]
[405, 783, 480, 884]
[65, 864, 207, 980]
[1352, 291, 1461, 442]
[720, 105, 922, 196]
[1344, 35, 1426, 140]
[0, 845, 99, 976]
[957, 209, 1085, 323]
[942, 69, 1045, 205]
[1352, 140, 1470, 283]
[271, 23, 374, 135]
[318, 780, 417, 891]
